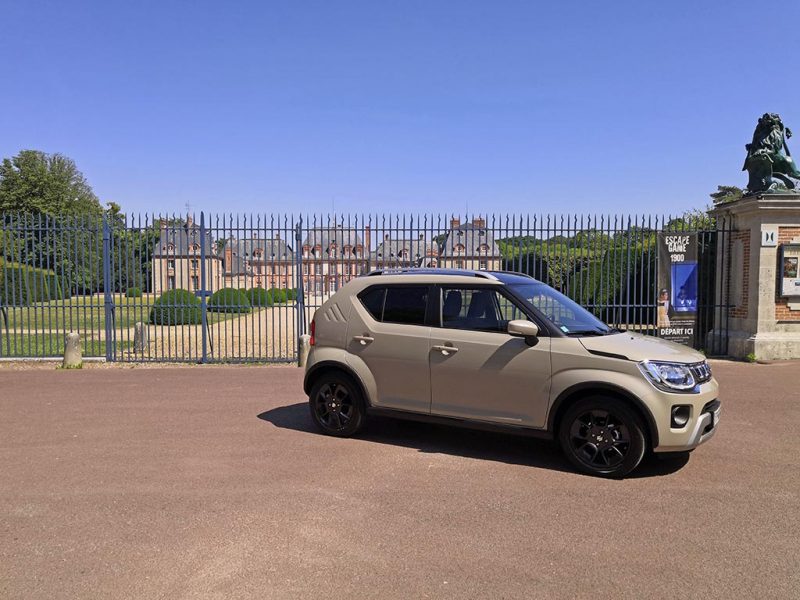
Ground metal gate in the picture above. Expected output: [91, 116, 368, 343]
[0, 211, 732, 361]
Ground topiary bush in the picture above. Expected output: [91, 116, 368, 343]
[149, 289, 202, 325]
[208, 287, 251, 313]
[285, 288, 298, 302]
[125, 287, 143, 298]
[246, 287, 273, 307]
[269, 287, 288, 303]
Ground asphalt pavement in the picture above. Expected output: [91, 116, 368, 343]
[1, 361, 798, 599]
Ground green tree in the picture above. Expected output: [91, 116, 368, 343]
[0, 151, 106, 296]
[709, 185, 744, 205]
[0, 150, 103, 217]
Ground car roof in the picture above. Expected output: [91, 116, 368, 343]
[363, 268, 539, 285]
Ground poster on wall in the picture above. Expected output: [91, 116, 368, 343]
[780, 244, 800, 297]
[657, 232, 698, 346]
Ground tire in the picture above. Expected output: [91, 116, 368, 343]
[309, 372, 366, 437]
[558, 397, 647, 478]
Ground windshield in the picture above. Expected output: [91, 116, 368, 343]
[509, 282, 613, 335]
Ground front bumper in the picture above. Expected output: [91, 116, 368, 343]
[654, 397, 721, 453]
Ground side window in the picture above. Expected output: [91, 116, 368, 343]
[441, 287, 531, 332]
[496, 293, 527, 322]
[441, 287, 504, 332]
[359, 287, 385, 321]
[382, 286, 428, 326]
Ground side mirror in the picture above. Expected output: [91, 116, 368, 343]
[508, 319, 539, 345]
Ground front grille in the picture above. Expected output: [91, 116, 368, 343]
[689, 361, 712, 384]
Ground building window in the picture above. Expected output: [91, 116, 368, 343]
[479, 260, 488, 271]
[191, 276, 199, 290]
[191, 259, 198, 269]
[168, 276, 176, 290]
[168, 259, 175, 269]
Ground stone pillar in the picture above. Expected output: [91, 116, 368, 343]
[298, 334, 311, 367]
[711, 194, 800, 359]
[133, 322, 149, 353]
[63, 332, 82, 369]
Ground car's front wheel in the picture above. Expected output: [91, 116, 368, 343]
[558, 397, 647, 478]
[309, 373, 366, 437]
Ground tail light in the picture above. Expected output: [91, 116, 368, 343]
[309, 319, 316, 346]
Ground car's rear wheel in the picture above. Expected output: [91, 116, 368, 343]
[558, 397, 647, 478]
[309, 373, 366, 437]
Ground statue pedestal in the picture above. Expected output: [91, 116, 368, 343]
[711, 193, 800, 360]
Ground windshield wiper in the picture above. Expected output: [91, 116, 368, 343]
[564, 329, 609, 336]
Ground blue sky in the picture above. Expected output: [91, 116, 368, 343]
[1, 1, 796, 216]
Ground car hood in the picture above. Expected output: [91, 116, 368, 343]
[579, 331, 706, 363]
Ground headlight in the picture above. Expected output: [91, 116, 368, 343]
[638, 360, 697, 392]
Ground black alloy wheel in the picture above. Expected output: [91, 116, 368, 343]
[309, 374, 365, 437]
[559, 397, 646, 478]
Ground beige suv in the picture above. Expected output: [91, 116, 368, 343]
[303, 269, 720, 477]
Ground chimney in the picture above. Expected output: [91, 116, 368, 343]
[364, 225, 371, 250]
[450, 217, 461, 229]
[275, 232, 280, 240]
[384, 233, 390, 241]
[224, 244, 233, 270]
[419, 233, 424, 240]
[186, 215, 193, 227]
[472, 217, 486, 228]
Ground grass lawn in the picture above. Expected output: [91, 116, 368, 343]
[0, 333, 133, 358]
[2, 294, 279, 332]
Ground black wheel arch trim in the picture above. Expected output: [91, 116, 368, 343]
[304, 361, 371, 406]
[547, 382, 659, 448]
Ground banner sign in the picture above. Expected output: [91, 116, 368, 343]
[657, 233, 698, 345]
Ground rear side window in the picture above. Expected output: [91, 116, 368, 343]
[359, 287, 386, 320]
[382, 286, 428, 326]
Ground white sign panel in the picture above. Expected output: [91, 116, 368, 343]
[762, 226, 778, 247]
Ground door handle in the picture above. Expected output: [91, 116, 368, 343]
[353, 335, 375, 345]
[432, 344, 459, 355]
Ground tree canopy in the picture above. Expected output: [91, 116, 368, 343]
[709, 185, 744, 205]
[0, 150, 103, 217]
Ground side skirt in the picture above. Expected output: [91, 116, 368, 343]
[366, 407, 554, 440]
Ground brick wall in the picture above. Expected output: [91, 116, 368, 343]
[776, 227, 800, 322]
[729, 230, 750, 319]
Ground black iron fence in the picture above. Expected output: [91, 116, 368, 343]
[0, 212, 732, 361]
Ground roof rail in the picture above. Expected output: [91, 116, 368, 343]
[364, 268, 499, 280]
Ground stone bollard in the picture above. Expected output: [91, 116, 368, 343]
[63, 332, 82, 369]
[133, 322, 149, 353]
[298, 334, 311, 367]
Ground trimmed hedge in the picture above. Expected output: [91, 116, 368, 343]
[208, 288, 251, 313]
[0, 258, 67, 306]
[149, 289, 202, 325]
[268, 287, 286, 303]
[246, 287, 273, 307]
[125, 287, 143, 298]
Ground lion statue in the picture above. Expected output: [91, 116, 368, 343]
[743, 113, 800, 193]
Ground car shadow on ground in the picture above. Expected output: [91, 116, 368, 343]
[257, 402, 690, 479]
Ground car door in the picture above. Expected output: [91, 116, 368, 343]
[429, 285, 552, 427]
[345, 284, 433, 413]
